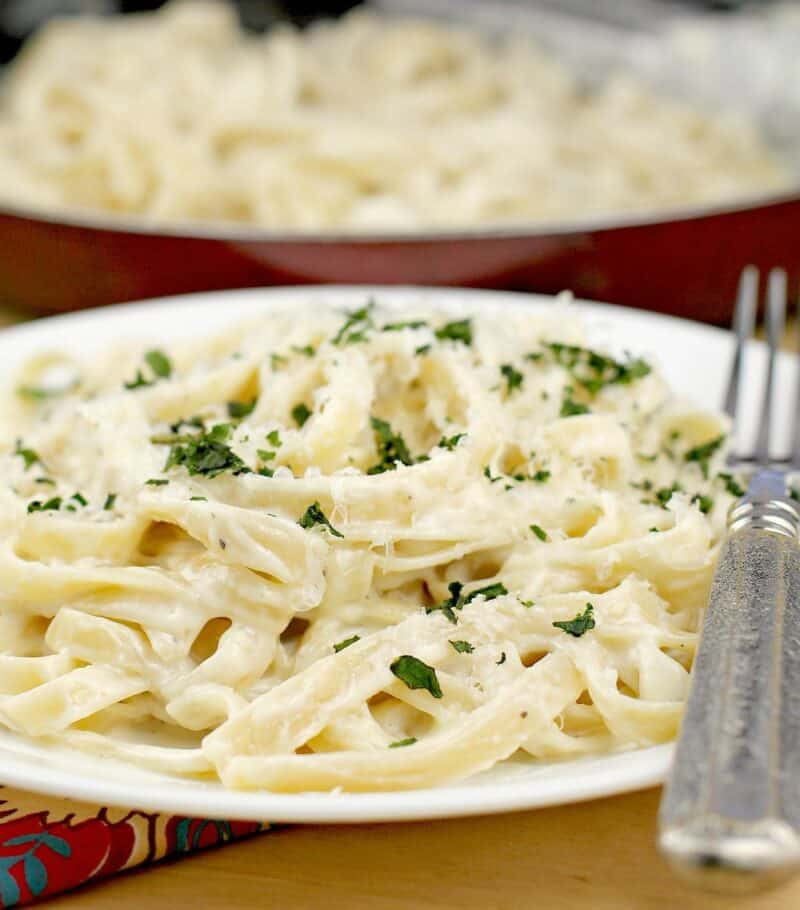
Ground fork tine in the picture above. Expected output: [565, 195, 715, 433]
[724, 267, 758, 442]
[754, 268, 787, 464]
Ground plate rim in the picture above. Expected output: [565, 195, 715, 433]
[0, 285, 730, 822]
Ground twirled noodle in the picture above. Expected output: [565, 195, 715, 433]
[0, 297, 735, 791]
[0, 1, 787, 231]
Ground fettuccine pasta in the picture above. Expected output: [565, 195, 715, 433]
[0, 1, 787, 231]
[0, 297, 735, 791]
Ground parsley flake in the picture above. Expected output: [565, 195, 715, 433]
[292, 403, 312, 428]
[465, 583, 508, 604]
[426, 581, 464, 624]
[390, 655, 443, 698]
[685, 435, 725, 479]
[449, 639, 474, 654]
[381, 320, 428, 332]
[27, 496, 62, 514]
[553, 603, 596, 638]
[162, 423, 248, 479]
[438, 433, 465, 451]
[124, 349, 172, 389]
[227, 398, 257, 420]
[560, 389, 590, 418]
[292, 344, 316, 357]
[332, 302, 375, 345]
[692, 493, 714, 514]
[718, 473, 745, 498]
[14, 440, 40, 471]
[500, 364, 524, 396]
[103, 493, 117, 511]
[368, 417, 415, 474]
[333, 634, 360, 653]
[299, 501, 344, 538]
[530, 524, 548, 541]
[145, 478, 169, 486]
[434, 319, 472, 346]
[388, 737, 417, 748]
[70, 492, 88, 507]
[546, 343, 650, 395]
[266, 430, 281, 447]
[532, 470, 551, 483]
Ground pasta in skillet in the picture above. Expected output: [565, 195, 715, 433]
[0, 1, 787, 231]
[0, 297, 736, 792]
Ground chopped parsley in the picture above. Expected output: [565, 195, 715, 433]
[553, 603, 596, 638]
[685, 435, 725, 479]
[532, 470, 551, 483]
[256, 448, 276, 463]
[388, 737, 417, 748]
[426, 581, 464, 624]
[381, 320, 428, 332]
[500, 364, 524, 396]
[124, 349, 172, 389]
[546, 342, 650, 395]
[227, 398, 257, 420]
[390, 655, 443, 698]
[368, 417, 415, 474]
[333, 634, 360, 653]
[70, 492, 88, 507]
[415, 344, 431, 357]
[160, 423, 248, 479]
[291, 344, 316, 357]
[17, 380, 76, 401]
[434, 319, 472, 346]
[190, 495, 208, 501]
[270, 353, 288, 370]
[27, 496, 62, 514]
[656, 483, 682, 507]
[560, 389, 590, 418]
[145, 478, 169, 486]
[14, 440, 40, 471]
[449, 639, 474, 654]
[718, 473, 745, 498]
[299, 501, 344, 538]
[291, 402, 312, 428]
[438, 433, 465, 451]
[103, 493, 117, 511]
[264, 430, 280, 449]
[332, 302, 375, 345]
[692, 493, 714, 514]
[465, 583, 508, 603]
[530, 524, 548, 541]
[483, 465, 502, 483]
[35, 477, 55, 486]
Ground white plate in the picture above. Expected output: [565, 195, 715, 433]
[0, 285, 788, 824]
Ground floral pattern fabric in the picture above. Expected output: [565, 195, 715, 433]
[0, 787, 264, 906]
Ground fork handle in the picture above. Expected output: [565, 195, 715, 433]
[658, 491, 800, 893]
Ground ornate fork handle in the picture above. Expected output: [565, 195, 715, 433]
[659, 471, 800, 891]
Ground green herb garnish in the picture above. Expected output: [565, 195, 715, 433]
[546, 343, 650, 395]
[145, 478, 169, 486]
[292, 344, 316, 357]
[532, 470, 551, 483]
[368, 417, 415, 474]
[103, 493, 117, 511]
[291, 403, 312, 428]
[333, 634, 360, 653]
[14, 440, 40, 471]
[70, 492, 88, 507]
[553, 603, 596, 638]
[27, 496, 62, 514]
[560, 389, 590, 418]
[692, 494, 714, 514]
[685, 435, 725, 479]
[332, 302, 375, 345]
[426, 581, 464, 624]
[434, 319, 472, 346]
[465, 583, 508, 604]
[124, 349, 172, 389]
[530, 524, 548, 541]
[161, 423, 248, 478]
[381, 320, 428, 332]
[438, 433, 465, 451]
[449, 639, 474, 654]
[299, 501, 344, 538]
[388, 737, 417, 748]
[415, 344, 431, 356]
[390, 655, 443, 698]
[270, 353, 288, 370]
[718, 473, 745, 498]
[227, 398, 257, 420]
[500, 364, 524, 396]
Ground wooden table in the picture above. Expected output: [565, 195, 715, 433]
[1, 305, 798, 910]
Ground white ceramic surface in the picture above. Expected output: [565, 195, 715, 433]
[0, 285, 788, 824]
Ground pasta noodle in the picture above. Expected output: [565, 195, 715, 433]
[0, 295, 735, 792]
[0, 0, 788, 231]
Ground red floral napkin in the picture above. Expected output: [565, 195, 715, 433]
[0, 786, 264, 906]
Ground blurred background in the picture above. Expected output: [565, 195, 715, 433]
[0, 0, 798, 322]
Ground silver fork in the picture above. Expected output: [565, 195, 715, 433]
[658, 267, 800, 892]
